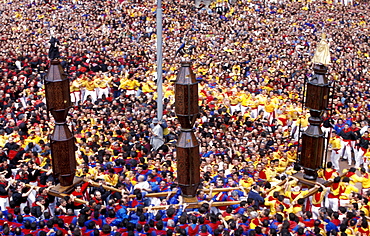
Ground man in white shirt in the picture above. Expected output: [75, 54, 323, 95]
[360, 121, 368, 135]
[134, 175, 151, 194]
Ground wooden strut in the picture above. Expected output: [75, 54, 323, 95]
[25, 183, 242, 212]
[126, 178, 300, 211]
[302, 171, 349, 199]
[127, 201, 242, 211]
[29, 179, 370, 218]
[35, 167, 286, 196]
[32, 169, 246, 209]
[25, 184, 88, 205]
[265, 179, 287, 194]
[34, 167, 252, 197]
[34, 167, 350, 211]
[85, 179, 248, 198]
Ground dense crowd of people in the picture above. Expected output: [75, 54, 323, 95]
[0, 0, 369, 235]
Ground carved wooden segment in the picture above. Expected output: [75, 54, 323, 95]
[176, 146, 200, 196]
[50, 124, 76, 186]
[301, 133, 325, 179]
[176, 131, 200, 196]
[300, 64, 329, 180]
[175, 62, 199, 128]
[45, 60, 67, 82]
[175, 83, 199, 117]
[175, 62, 200, 197]
[45, 60, 76, 187]
[45, 60, 71, 113]
[305, 82, 329, 112]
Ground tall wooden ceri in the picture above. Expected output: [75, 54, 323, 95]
[175, 62, 201, 201]
[292, 33, 333, 184]
[44, 60, 82, 195]
[299, 64, 330, 180]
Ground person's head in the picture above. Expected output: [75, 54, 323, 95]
[200, 225, 208, 233]
[252, 185, 260, 192]
[333, 176, 341, 183]
[101, 224, 111, 234]
[227, 178, 236, 187]
[108, 168, 115, 177]
[23, 206, 31, 215]
[75, 184, 82, 192]
[197, 190, 206, 199]
[87, 221, 95, 230]
[216, 178, 224, 187]
[156, 220, 164, 230]
[231, 190, 239, 199]
[14, 227, 22, 235]
[152, 118, 159, 125]
[16, 215, 23, 223]
[0, 175, 6, 183]
[327, 162, 333, 169]
[94, 191, 102, 200]
[276, 214, 283, 223]
[305, 211, 313, 219]
[342, 176, 350, 184]
[59, 198, 67, 207]
[36, 196, 46, 205]
[138, 175, 145, 182]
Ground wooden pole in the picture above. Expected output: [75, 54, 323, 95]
[127, 200, 242, 211]
[39, 166, 336, 202]
[35, 169, 251, 198]
[84, 180, 121, 193]
[34, 167, 50, 172]
[83, 179, 246, 198]
[203, 187, 242, 193]
[265, 179, 287, 194]
[28, 182, 245, 211]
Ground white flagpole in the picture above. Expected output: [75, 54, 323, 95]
[156, 0, 163, 122]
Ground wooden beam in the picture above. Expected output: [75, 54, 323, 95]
[34, 167, 49, 172]
[203, 187, 242, 193]
[127, 200, 242, 211]
[83, 178, 247, 198]
[265, 179, 287, 194]
[84, 180, 121, 193]
[38, 168, 250, 196]
[83, 179, 174, 198]
[37, 167, 311, 204]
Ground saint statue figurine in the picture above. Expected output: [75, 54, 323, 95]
[312, 33, 330, 66]
[48, 36, 60, 60]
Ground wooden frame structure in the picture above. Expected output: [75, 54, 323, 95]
[31, 167, 350, 212]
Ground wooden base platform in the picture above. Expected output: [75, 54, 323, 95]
[182, 196, 198, 204]
[48, 177, 84, 198]
[293, 172, 329, 187]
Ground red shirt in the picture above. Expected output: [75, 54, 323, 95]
[331, 219, 341, 226]
[71, 182, 89, 207]
[59, 215, 76, 225]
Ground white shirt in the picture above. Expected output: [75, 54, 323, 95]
[134, 181, 150, 191]
[360, 126, 368, 135]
